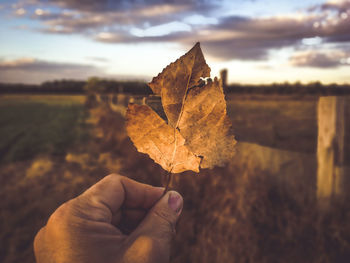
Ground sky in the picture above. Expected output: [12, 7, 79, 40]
[0, 0, 349, 84]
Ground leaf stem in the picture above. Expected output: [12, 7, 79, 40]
[163, 172, 172, 195]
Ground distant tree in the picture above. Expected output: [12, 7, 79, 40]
[307, 81, 322, 88]
[294, 81, 302, 88]
[84, 77, 107, 94]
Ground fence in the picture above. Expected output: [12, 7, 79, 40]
[317, 96, 349, 209]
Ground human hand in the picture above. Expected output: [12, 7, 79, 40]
[34, 174, 183, 263]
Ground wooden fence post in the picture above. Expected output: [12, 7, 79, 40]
[317, 96, 346, 208]
[220, 69, 228, 90]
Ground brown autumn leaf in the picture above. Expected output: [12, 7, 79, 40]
[126, 42, 236, 173]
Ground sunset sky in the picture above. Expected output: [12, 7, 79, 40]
[0, 0, 349, 84]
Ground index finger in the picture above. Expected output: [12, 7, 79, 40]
[82, 174, 164, 215]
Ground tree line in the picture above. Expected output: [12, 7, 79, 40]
[0, 78, 152, 95]
[226, 81, 350, 95]
[0, 78, 349, 95]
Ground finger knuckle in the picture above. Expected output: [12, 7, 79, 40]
[105, 173, 123, 182]
[33, 226, 46, 250]
[48, 199, 74, 225]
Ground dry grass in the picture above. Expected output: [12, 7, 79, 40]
[94, 106, 350, 263]
[0, 94, 85, 105]
[227, 94, 318, 153]
[0, 97, 350, 262]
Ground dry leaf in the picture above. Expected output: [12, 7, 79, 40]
[126, 104, 201, 173]
[148, 42, 211, 127]
[126, 42, 236, 173]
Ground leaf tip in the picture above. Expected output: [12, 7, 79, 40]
[192, 42, 202, 53]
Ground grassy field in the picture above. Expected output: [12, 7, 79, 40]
[0, 95, 89, 163]
[0, 94, 349, 263]
[227, 94, 318, 153]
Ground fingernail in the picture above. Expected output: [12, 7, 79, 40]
[168, 192, 183, 213]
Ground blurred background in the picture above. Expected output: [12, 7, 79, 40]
[1, 0, 350, 262]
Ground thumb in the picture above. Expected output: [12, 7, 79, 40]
[125, 191, 183, 262]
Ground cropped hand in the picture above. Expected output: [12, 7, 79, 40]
[34, 174, 183, 263]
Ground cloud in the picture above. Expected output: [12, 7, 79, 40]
[0, 57, 99, 72]
[89, 14, 317, 60]
[194, 15, 317, 60]
[39, 0, 215, 12]
[15, 7, 26, 15]
[198, 1, 350, 60]
[9, 0, 350, 63]
[0, 57, 105, 83]
[289, 50, 350, 68]
[21, 0, 217, 36]
[319, 0, 350, 12]
[39, 2, 350, 61]
[31, 4, 195, 35]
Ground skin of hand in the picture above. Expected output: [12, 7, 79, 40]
[34, 174, 183, 263]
